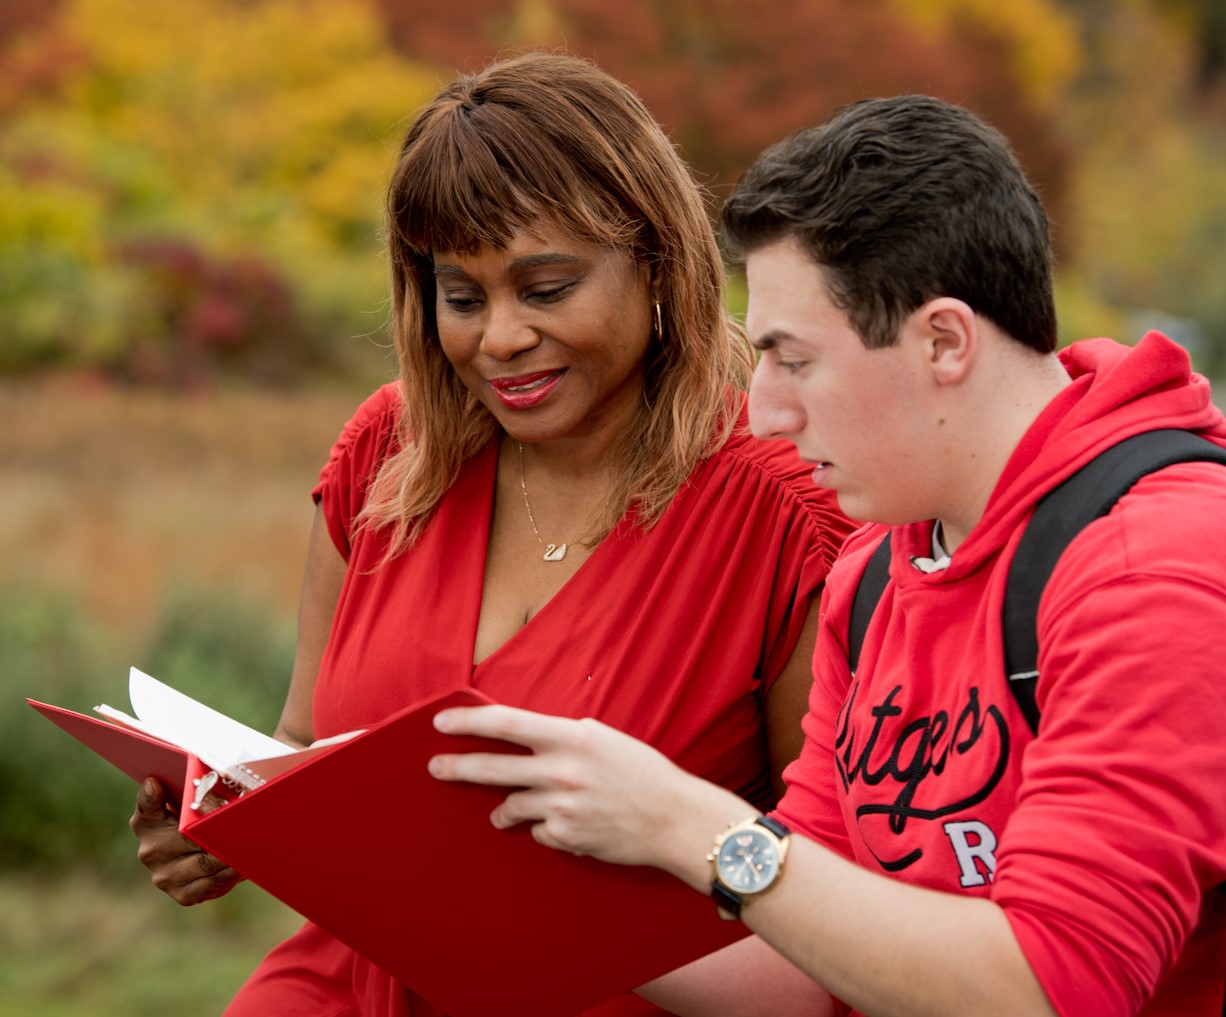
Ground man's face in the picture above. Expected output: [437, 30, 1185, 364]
[745, 237, 932, 525]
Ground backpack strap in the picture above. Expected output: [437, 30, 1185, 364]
[847, 532, 892, 675]
[1003, 429, 1226, 733]
[845, 429, 1226, 728]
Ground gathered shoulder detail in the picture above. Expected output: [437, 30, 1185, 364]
[311, 382, 405, 560]
[709, 424, 860, 567]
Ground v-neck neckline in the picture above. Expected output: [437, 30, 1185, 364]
[466, 439, 623, 672]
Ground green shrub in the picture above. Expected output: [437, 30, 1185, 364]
[2, 585, 294, 875]
[139, 584, 295, 738]
[0, 590, 130, 872]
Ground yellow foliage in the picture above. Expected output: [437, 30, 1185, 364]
[0, 153, 107, 263]
[889, 0, 1080, 106]
[11, 0, 436, 260]
[506, 0, 568, 48]
[1055, 1, 1226, 362]
[0, 0, 440, 375]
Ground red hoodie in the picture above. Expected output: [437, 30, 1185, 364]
[777, 333, 1226, 1016]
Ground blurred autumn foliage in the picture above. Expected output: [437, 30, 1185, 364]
[0, 0, 433, 387]
[2, 0, 1225, 385]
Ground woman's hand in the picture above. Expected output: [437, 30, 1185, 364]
[429, 705, 749, 881]
[130, 777, 243, 906]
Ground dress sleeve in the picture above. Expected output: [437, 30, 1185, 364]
[310, 383, 403, 561]
[732, 433, 861, 695]
[772, 529, 882, 862]
[993, 464, 1226, 1017]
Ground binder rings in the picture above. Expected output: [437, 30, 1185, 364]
[29, 681, 749, 1016]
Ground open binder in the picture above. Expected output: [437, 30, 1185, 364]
[29, 673, 748, 1016]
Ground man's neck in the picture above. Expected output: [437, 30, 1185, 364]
[937, 344, 1071, 552]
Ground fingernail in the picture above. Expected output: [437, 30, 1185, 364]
[433, 711, 452, 732]
[427, 757, 443, 777]
[143, 778, 156, 796]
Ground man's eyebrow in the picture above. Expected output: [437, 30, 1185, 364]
[750, 329, 791, 351]
[432, 253, 584, 279]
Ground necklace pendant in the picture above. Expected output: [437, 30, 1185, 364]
[543, 543, 568, 562]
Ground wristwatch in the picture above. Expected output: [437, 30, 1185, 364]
[707, 814, 791, 920]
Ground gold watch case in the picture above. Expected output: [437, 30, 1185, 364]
[707, 816, 790, 916]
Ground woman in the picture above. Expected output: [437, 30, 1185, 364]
[131, 52, 855, 1016]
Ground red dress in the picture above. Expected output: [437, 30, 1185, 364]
[226, 383, 855, 1017]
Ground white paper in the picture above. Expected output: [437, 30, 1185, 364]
[120, 667, 294, 774]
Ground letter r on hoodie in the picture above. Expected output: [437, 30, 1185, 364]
[943, 820, 999, 887]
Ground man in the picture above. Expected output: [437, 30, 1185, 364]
[428, 95, 1226, 1016]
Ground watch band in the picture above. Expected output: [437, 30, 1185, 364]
[711, 881, 745, 919]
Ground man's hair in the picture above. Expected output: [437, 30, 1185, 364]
[721, 94, 1057, 353]
[364, 52, 750, 555]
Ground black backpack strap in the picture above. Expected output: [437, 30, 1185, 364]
[847, 532, 892, 675]
[1003, 429, 1226, 734]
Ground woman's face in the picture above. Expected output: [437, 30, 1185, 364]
[432, 220, 655, 448]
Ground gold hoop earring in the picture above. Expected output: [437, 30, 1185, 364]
[653, 301, 665, 342]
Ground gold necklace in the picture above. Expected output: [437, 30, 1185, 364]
[517, 442, 570, 562]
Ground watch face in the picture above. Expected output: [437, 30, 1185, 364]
[716, 827, 780, 894]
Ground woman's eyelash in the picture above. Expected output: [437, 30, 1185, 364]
[440, 280, 576, 311]
[443, 296, 481, 310]
[530, 283, 574, 302]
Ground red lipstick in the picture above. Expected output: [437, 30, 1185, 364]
[488, 369, 566, 410]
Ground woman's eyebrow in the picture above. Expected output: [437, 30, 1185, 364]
[432, 252, 584, 280]
[508, 253, 584, 272]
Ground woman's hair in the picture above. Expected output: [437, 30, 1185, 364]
[361, 51, 751, 554]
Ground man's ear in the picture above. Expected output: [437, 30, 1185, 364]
[913, 298, 977, 386]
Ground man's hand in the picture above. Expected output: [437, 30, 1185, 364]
[428, 704, 739, 873]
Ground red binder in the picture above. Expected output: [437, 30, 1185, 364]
[29, 685, 748, 1015]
